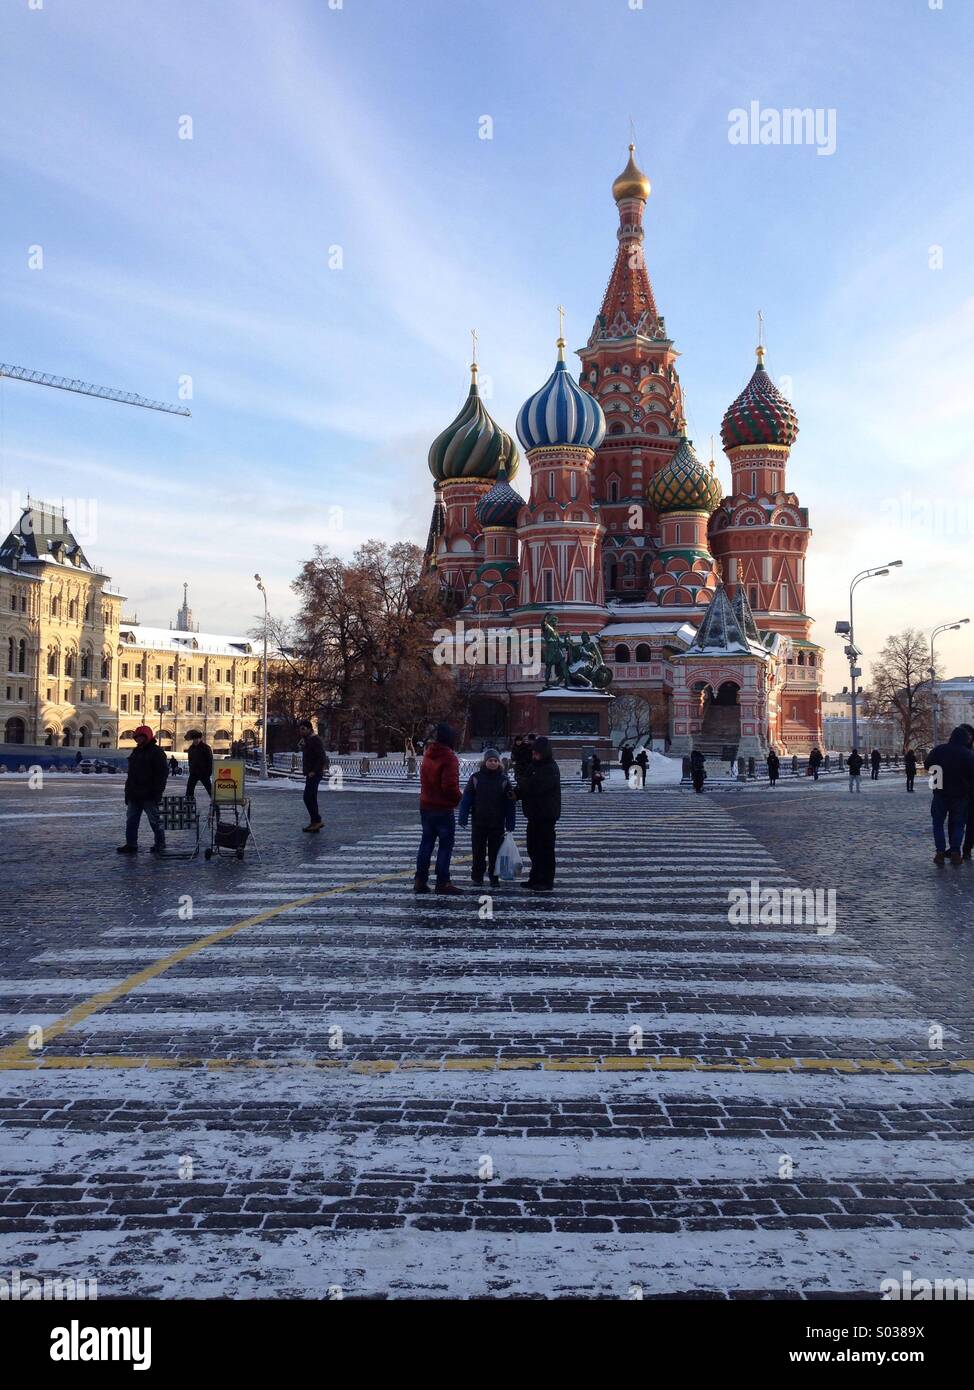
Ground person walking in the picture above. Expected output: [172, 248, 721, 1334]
[904, 748, 917, 793]
[767, 749, 780, 787]
[619, 744, 634, 780]
[415, 723, 462, 894]
[116, 725, 168, 854]
[297, 719, 326, 833]
[870, 748, 882, 781]
[808, 747, 823, 781]
[458, 747, 516, 886]
[511, 734, 532, 786]
[589, 751, 604, 793]
[689, 748, 706, 794]
[185, 731, 213, 800]
[847, 747, 864, 794]
[515, 735, 561, 892]
[635, 748, 649, 788]
[960, 727, 974, 859]
[924, 725, 974, 865]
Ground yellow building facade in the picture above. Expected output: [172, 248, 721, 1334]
[0, 502, 263, 754]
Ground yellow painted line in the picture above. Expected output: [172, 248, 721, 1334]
[0, 858, 471, 1067]
[2, 1055, 973, 1074]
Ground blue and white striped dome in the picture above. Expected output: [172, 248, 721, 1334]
[516, 345, 606, 453]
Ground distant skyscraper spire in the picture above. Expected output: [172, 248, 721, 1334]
[174, 582, 194, 632]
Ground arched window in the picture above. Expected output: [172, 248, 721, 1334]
[623, 554, 636, 579]
[605, 559, 618, 590]
[101, 653, 110, 680]
[614, 644, 631, 664]
[608, 479, 620, 503]
[4, 716, 26, 744]
[6, 637, 13, 672]
[47, 648, 59, 676]
[635, 643, 651, 662]
[80, 650, 91, 678]
[64, 651, 75, 678]
[17, 639, 26, 673]
[69, 598, 78, 620]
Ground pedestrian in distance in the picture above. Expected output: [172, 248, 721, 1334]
[297, 719, 326, 833]
[904, 748, 917, 793]
[808, 747, 823, 781]
[511, 733, 533, 786]
[458, 747, 516, 886]
[635, 748, 649, 787]
[924, 725, 974, 865]
[689, 748, 706, 794]
[870, 748, 882, 781]
[767, 749, 780, 786]
[847, 747, 864, 794]
[414, 722, 462, 895]
[515, 735, 561, 893]
[73, 750, 83, 768]
[619, 743, 634, 779]
[168, 755, 179, 777]
[185, 731, 213, 800]
[116, 724, 168, 854]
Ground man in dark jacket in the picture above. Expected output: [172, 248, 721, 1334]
[904, 748, 917, 793]
[415, 722, 462, 895]
[185, 732, 214, 800]
[515, 736, 561, 892]
[766, 750, 780, 786]
[458, 748, 516, 886]
[589, 751, 603, 793]
[870, 748, 882, 780]
[847, 748, 864, 793]
[297, 719, 326, 832]
[635, 748, 649, 787]
[689, 748, 706, 794]
[511, 734, 532, 786]
[620, 744, 634, 779]
[117, 724, 168, 853]
[924, 725, 974, 864]
[808, 747, 823, 780]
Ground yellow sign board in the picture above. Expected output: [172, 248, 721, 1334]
[213, 759, 245, 803]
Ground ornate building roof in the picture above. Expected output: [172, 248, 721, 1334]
[475, 463, 524, 529]
[646, 430, 723, 514]
[721, 347, 799, 451]
[612, 143, 652, 203]
[687, 583, 752, 655]
[428, 364, 519, 483]
[589, 146, 660, 345]
[517, 339, 606, 452]
[732, 582, 762, 643]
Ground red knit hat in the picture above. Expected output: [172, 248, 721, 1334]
[133, 724, 154, 740]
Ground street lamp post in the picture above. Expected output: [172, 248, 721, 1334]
[836, 561, 903, 752]
[930, 619, 970, 746]
[255, 574, 269, 780]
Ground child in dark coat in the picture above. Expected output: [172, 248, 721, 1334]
[458, 748, 516, 886]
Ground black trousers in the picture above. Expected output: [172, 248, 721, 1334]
[964, 797, 974, 856]
[906, 774, 915, 792]
[471, 823, 504, 881]
[186, 773, 212, 799]
[526, 819, 556, 887]
[871, 766, 880, 780]
[303, 774, 322, 822]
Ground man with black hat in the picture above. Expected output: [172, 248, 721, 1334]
[185, 731, 213, 801]
[415, 722, 462, 895]
[515, 735, 561, 892]
[116, 724, 169, 854]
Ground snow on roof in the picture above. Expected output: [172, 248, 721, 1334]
[119, 624, 255, 657]
[600, 620, 697, 641]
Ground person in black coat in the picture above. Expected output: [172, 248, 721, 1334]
[766, 750, 780, 786]
[904, 748, 917, 793]
[689, 749, 706, 794]
[870, 748, 882, 780]
[186, 732, 214, 800]
[808, 747, 823, 781]
[925, 725, 974, 864]
[847, 747, 864, 794]
[619, 744, 634, 779]
[298, 719, 326, 832]
[635, 748, 649, 787]
[515, 736, 561, 892]
[511, 734, 533, 786]
[458, 748, 517, 885]
[117, 725, 169, 853]
[589, 751, 603, 793]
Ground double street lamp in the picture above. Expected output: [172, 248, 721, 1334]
[930, 619, 970, 745]
[835, 561, 903, 752]
[254, 574, 269, 780]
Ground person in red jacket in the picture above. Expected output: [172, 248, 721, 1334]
[414, 722, 462, 895]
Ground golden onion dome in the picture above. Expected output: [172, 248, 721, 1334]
[612, 144, 651, 203]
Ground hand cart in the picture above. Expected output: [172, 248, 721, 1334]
[205, 792, 260, 861]
[157, 794, 201, 860]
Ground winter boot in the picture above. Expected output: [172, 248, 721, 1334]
[435, 882, 462, 896]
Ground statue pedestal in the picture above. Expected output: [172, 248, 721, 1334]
[535, 688, 614, 760]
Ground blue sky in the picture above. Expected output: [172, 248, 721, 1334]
[1, 0, 972, 688]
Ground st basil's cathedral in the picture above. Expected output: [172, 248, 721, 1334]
[423, 147, 824, 759]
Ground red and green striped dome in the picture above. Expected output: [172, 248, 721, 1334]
[721, 352, 799, 451]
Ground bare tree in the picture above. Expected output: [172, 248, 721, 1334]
[609, 693, 654, 745]
[871, 628, 939, 751]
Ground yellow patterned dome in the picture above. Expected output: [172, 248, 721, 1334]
[647, 432, 722, 515]
[612, 144, 651, 203]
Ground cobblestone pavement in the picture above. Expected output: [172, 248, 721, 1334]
[0, 774, 972, 1298]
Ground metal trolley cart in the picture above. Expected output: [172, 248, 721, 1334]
[158, 794, 201, 860]
[205, 758, 260, 862]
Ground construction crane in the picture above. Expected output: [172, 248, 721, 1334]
[0, 362, 191, 417]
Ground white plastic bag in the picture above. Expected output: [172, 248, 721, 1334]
[496, 831, 522, 882]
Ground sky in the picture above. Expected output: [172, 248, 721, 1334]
[1, 0, 972, 689]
